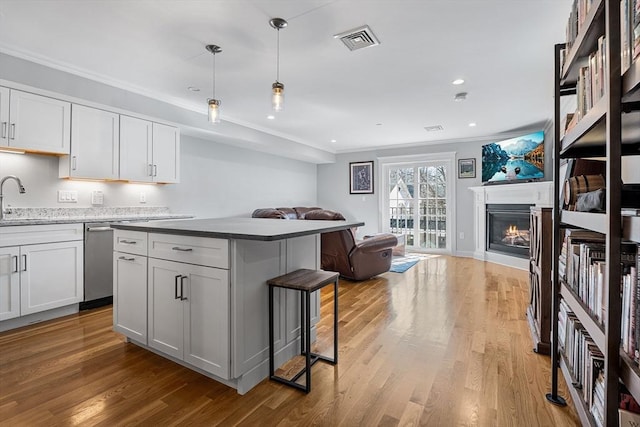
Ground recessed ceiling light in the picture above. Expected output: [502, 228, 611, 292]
[330, 139, 337, 143]
[452, 79, 465, 85]
[469, 122, 477, 127]
[187, 86, 200, 92]
[267, 115, 275, 120]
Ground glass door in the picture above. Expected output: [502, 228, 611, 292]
[383, 156, 453, 253]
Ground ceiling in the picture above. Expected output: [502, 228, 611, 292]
[0, 0, 572, 157]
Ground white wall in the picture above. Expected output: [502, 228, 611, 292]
[0, 135, 317, 218]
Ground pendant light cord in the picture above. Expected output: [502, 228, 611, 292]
[276, 29, 280, 83]
[212, 52, 216, 98]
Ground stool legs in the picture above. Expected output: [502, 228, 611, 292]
[268, 285, 274, 379]
[267, 277, 339, 393]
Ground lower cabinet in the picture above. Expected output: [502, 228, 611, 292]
[20, 241, 83, 315]
[0, 226, 83, 322]
[0, 247, 20, 321]
[113, 251, 148, 343]
[148, 258, 230, 379]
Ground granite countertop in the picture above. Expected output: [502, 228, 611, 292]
[0, 207, 193, 227]
[111, 217, 364, 241]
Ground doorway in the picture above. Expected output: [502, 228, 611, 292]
[380, 153, 455, 254]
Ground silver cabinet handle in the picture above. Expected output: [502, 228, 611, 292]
[148, 164, 154, 177]
[174, 275, 181, 300]
[87, 226, 112, 232]
[153, 164, 158, 177]
[120, 240, 137, 244]
[118, 256, 136, 261]
[12, 255, 18, 273]
[180, 275, 187, 301]
[1, 122, 6, 139]
[72, 156, 77, 170]
[9, 123, 16, 140]
[22, 254, 27, 271]
[171, 247, 193, 252]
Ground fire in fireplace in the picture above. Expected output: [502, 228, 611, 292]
[486, 204, 533, 258]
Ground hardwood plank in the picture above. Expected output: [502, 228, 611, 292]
[0, 256, 580, 426]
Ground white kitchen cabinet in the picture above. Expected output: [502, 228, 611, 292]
[152, 123, 180, 183]
[0, 246, 20, 321]
[113, 252, 147, 344]
[0, 87, 71, 154]
[59, 104, 119, 179]
[0, 224, 84, 320]
[148, 257, 230, 379]
[20, 241, 83, 315]
[119, 116, 180, 183]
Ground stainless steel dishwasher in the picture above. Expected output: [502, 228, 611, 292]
[80, 222, 115, 310]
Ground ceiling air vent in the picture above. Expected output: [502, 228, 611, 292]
[334, 25, 380, 51]
[424, 125, 444, 132]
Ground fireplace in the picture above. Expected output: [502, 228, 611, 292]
[486, 204, 532, 258]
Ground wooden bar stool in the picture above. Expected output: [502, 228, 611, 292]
[267, 268, 339, 393]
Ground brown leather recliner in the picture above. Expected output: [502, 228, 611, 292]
[252, 207, 398, 281]
[320, 229, 397, 281]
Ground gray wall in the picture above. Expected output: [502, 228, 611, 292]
[318, 143, 482, 256]
[0, 135, 317, 218]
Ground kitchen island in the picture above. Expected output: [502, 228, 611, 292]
[111, 216, 363, 394]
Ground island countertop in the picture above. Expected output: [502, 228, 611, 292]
[110, 217, 364, 241]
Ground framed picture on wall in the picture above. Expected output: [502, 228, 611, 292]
[350, 161, 374, 194]
[458, 158, 476, 179]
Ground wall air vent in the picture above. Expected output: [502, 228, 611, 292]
[424, 125, 444, 132]
[334, 25, 380, 51]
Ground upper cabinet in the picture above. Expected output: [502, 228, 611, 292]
[120, 116, 180, 183]
[0, 87, 71, 154]
[152, 122, 180, 183]
[59, 104, 120, 180]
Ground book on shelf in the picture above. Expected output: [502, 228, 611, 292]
[619, 408, 640, 426]
[634, 0, 640, 60]
[558, 298, 607, 424]
[619, 381, 640, 426]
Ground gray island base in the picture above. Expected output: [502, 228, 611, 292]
[111, 217, 363, 394]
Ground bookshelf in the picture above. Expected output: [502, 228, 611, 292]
[549, 0, 640, 426]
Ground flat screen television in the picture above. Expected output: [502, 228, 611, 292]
[481, 130, 545, 184]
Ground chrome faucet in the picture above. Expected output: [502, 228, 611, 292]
[0, 175, 26, 220]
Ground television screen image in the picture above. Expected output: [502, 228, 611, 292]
[481, 130, 544, 183]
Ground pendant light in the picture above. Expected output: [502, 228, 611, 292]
[269, 18, 287, 111]
[206, 44, 222, 123]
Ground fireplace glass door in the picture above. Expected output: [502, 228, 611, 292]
[486, 204, 532, 258]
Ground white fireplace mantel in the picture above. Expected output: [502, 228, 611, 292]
[469, 181, 553, 270]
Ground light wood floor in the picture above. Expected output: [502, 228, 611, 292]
[0, 255, 579, 426]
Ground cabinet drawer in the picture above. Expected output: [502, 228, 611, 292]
[114, 230, 148, 256]
[0, 223, 83, 247]
[148, 233, 228, 269]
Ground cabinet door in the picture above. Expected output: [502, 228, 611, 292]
[8, 89, 70, 154]
[0, 246, 20, 321]
[183, 263, 230, 379]
[0, 87, 9, 148]
[120, 115, 153, 182]
[20, 241, 83, 315]
[151, 123, 180, 183]
[65, 104, 120, 179]
[113, 252, 147, 343]
[148, 258, 184, 359]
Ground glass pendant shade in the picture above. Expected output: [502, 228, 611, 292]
[272, 82, 284, 112]
[208, 98, 221, 123]
[205, 44, 222, 124]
